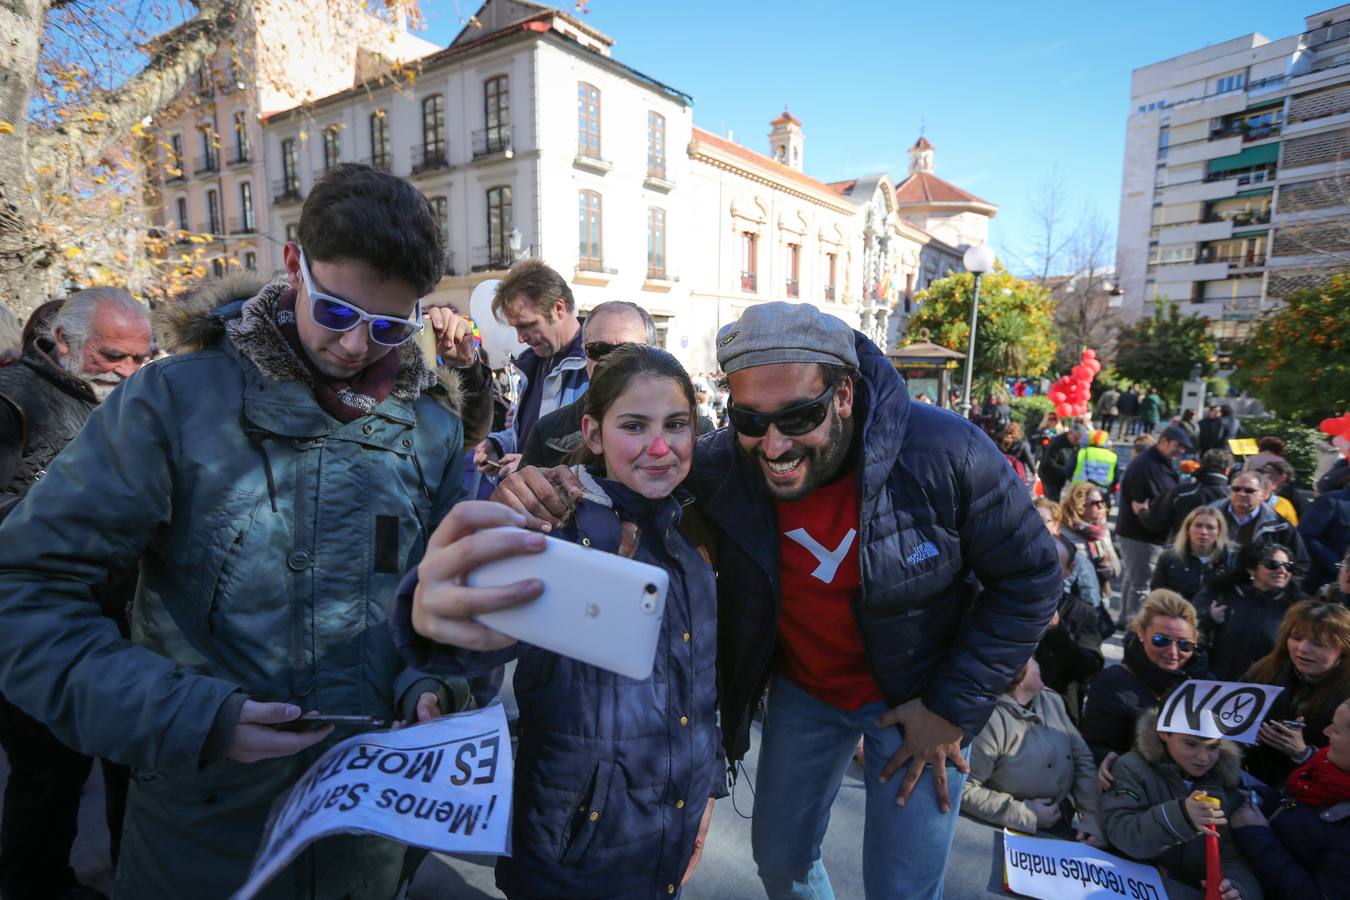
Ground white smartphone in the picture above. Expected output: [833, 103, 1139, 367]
[467, 527, 669, 680]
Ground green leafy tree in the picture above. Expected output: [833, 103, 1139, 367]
[909, 268, 1058, 394]
[1113, 299, 1215, 402]
[1230, 274, 1350, 421]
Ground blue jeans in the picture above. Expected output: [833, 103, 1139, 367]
[751, 676, 968, 899]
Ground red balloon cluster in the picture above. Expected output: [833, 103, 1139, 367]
[1047, 349, 1102, 419]
[1318, 412, 1350, 439]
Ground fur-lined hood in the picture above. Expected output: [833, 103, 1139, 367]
[156, 273, 462, 412]
[1132, 707, 1244, 784]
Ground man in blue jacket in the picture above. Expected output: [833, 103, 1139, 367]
[405, 302, 1061, 898]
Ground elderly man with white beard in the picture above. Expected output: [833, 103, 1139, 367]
[0, 286, 150, 900]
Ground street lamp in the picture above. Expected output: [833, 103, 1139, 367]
[958, 243, 996, 418]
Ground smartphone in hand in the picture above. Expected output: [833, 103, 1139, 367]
[468, 526, 669, 680]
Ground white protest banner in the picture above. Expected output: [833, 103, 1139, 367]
[1156, 679, 1285, 744]
[232, 703, 512, 900]
[1003, 830, 1170, 900]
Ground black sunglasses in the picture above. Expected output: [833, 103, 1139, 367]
[728, 383, 836, 438]
[1086, 497, 1105, 507]
[1263, 560, 1296, 572]
[584, 341, 625, 362]
[1150, 633, 1195, 653]
[1231, 486, 1260, 494]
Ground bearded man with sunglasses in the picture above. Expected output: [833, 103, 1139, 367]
[0, 164, 490, 899]
[404, 301, 1061, 898]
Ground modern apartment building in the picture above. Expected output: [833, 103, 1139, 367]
[1116, 5, 1350, 349]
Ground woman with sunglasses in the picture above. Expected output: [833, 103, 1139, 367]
[1058, 482, 1121, 607]
[1197, 543, 1305, 682]
[1150, 506, 1232, 604]
[1242, 601, 1350, 788]
[1081, 590, 1211, 775]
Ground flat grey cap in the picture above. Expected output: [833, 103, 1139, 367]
[715, 302, 858, 374]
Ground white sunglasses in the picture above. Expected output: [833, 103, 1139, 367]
[297, 249, 423, 347]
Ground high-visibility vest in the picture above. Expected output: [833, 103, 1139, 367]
[1072, 445, 1117, 487]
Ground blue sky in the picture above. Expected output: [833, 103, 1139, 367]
[421, 0, 1301, 274]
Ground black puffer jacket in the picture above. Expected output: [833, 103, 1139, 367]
[0, 340, 97, 497]
[685, 333, 1062, 760]
[1080, 633, 1211, 763]
[1195, 581, 1300, 682]
[1149, 547, 1231, 602]
[1138, 468, 1230, 540]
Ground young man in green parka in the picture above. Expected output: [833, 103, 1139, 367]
[0, 163, 490, 899]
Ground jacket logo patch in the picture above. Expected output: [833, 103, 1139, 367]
[785, 527, 856, 584]
[904, 541, 940, 565]
[1114, 788, 1140, 801]
[719, 331, 738, 346]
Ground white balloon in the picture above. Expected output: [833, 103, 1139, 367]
[468, 279, 526, 369]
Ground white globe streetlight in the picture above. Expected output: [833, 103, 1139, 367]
[958, 244, 996, 418]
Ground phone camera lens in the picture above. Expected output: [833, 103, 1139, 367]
[644, 583, 658, 594]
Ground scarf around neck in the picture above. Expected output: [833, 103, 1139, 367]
[274, 288, 400, 423]
[1287, 747, 1350, 806]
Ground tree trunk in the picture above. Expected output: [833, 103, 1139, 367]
[0, 0, 48, 315]
[0, 0, 251, 315]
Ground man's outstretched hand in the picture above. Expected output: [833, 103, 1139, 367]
[876, 699, 968, 812]
[491, 465, 585, 530]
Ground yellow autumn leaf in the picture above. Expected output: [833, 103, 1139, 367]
[64, 246, 83, 258]
[0, 121, 14, 134]
[131, 122, 148, 137]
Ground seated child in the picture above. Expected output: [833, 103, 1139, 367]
[1102, 707, 1263, 900]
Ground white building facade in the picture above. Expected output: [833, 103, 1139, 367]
[257, 0, 990, 373]
[1116, 5, 1350, 347]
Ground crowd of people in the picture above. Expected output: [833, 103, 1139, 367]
[0, 160, 1347, 900]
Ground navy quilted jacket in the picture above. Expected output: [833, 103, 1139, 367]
[684, 332, 1062, 763]
[394, 474, 720, 899]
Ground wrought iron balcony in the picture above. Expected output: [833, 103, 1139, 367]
[740, 271, 757, 292]
[272, 177, 302, 205]
[411, 140, 449, 174]
[472, 128, 512, 159]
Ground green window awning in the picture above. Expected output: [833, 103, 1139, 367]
[1235, 187, 1274, 197]
[1208, 143, 1280, 175]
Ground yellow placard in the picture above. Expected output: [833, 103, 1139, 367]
[1229, 438, 1259, 456]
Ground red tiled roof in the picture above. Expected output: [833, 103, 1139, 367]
[893, 171, 994, 208]
[825, 178, 858, 194]
[770, 108, 801, 127]
[690, 126, 842, 199]
[912, 136, 934, 150]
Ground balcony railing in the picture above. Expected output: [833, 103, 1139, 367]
[164, 167, 187, 184]
[1203, 210, 1271, 226]
[442, 251, 456, 277]
[272, 177, 302, 205]
[785, 278, 800, 298]
[647, 163, 667, 180]
[1199, 252, 1267, 267]
[228, 148, 252, 167]
[824, 284, 835, 301]
[471, 245, 514, 272]
[229, 216, 256, 235]
[200, 222, 222, 238]
[1210, 123, 1281, 143]
[740, 271, 757, 292]
[194, 154, 219, 175]
[646, 266, 669, 280]
[411, 140, 448, 174]
[472, 128, 512, 159]
[363, 154, 392, 173]
[576, 258, 611, 274]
